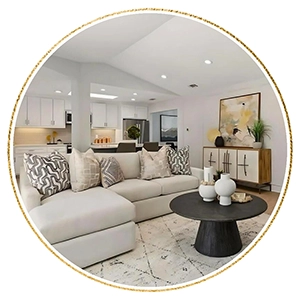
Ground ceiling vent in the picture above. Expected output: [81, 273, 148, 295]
[189, 83, 199, 88]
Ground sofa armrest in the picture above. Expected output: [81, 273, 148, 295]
[19, 166, 41, 212]
[190, 167, 204, 182]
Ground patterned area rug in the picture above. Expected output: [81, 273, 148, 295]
[84, 212, 269, 288]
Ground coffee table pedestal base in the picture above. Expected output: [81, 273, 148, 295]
[195, 221, 242, 257]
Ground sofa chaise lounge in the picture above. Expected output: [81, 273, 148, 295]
[18, 148, 204, 268]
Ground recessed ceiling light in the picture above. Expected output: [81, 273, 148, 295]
[131, 98, 136, 101]
[101, 88, 106, 91]
[204, 60, 212, 64]
[90, 93, 118, 99]
[133, 93, 137, 95]
[55, 90, 62, 93]
[161, 75, 167, 79]
[68, 91, 72, 96]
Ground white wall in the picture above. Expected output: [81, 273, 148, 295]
[149, 78, 288, 192]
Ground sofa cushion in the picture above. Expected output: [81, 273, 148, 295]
[23, 151, 70, 199]
[100, 156, 125, 188]
[139, 146, 171, 180]
[108, 179, 162, 202]
[29, 187, 135, 244]
[95, 152, 140, 179]
[69, 148, 101, 192]
[167, 145, 192, 175]
[151, 175, 199, 195]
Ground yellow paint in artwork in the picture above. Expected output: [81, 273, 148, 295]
[238, 109, 252, 128]
[206, 128, 220, 142]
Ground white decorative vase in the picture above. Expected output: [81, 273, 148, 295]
[253, 141, 262, 149]
[199, 184, 216, 202]
[214, 173, 236, 206]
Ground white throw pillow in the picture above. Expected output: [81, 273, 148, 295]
[139, 146, 172, 180]
[69, 148, 101, 192]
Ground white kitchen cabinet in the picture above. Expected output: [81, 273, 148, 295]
[203, 147, 271, 191]
[14, 146, 47, 176]
[135, 106, 148, 119]
[46, 145, 67, 154]
[121, 105, 148, 119]
[16, 96, 41, 127]
[41, 98, 66, 128]
[91, 103, 118, 128]
[106, 103, 118, 127]
[16, 96, 65, 128]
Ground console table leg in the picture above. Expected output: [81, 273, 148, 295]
[195, 220, 242, 257]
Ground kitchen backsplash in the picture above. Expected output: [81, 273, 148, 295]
[14, 127, 116, 145]
[90, 129, 116, 143]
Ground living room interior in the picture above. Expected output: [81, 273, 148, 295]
[12, 11, 288, 289]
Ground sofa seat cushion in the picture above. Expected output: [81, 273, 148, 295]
[108, 179, 162, 202]
[29, 187, 135, 244]
[151, 175, 199, 195]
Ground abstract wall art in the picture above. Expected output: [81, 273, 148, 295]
[219, 92, 261, 147]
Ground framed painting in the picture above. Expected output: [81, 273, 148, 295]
[219, 92, 261, 147]
[160, 114, 178, 142]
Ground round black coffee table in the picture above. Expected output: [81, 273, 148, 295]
[170, 191, 267, 257]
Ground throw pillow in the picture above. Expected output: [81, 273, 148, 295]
[100, 156, 125, 188]
[167, 145, 192, 175]
[139, 146, 172, 180]
[23, 151, 70, 199]
[69, 148, 101, 192]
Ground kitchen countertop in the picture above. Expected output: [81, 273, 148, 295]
[14, 144, 69, 147]
[14, 143, 118, 147]
[90, 143, 144, 149]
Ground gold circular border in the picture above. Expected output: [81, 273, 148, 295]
[7, 7, 292, 293]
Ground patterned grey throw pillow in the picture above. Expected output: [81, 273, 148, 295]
[100, 156, 125, 188]
[167, 145, 192, 175]
[23, 151, 70, 199]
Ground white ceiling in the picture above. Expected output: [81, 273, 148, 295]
[26, 13, 267, 103]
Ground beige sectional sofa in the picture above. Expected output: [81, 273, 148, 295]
[19, 149, 204, 268]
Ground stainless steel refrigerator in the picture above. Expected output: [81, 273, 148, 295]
[123, 118, 150, 144]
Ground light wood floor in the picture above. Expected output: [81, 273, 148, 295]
[236, 186, 280, 215]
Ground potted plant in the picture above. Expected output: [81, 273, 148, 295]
[126, 125, 141, 140]
[247, 119, 271, 148]
[214, 169, 224, 181]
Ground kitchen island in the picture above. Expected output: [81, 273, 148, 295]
[90, 143, 144, 153]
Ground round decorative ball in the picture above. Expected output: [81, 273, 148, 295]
[214, 173, 236, 206]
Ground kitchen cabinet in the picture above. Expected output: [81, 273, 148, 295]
[16, 96, 41, 127]
[41, 98, 65, 128]
[91, 103, 118, 128]
[14, 145, 67, 176]
[203, 147, 271, 192]
[121, 105, 148, 119]
[16, 96, 65, 128]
